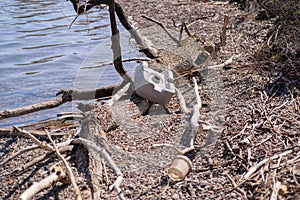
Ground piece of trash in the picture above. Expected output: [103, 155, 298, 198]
[134, 62, 175, 106]
[167, 155, 192, 181]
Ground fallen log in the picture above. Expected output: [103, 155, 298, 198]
[0, 84, 117, 120]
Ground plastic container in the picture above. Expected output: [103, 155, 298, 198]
[134, 62, 175, 106]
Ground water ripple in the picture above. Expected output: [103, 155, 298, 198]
[0, 0, 124, 127]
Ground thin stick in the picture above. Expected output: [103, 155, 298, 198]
[179, 22, 184, 44]
[192, 77, 202, 110]
[270, 181, 282, 200]
[71, 138, 125, 200]
[151, 143, 183, 154]
[211, 15, 230, 58]
[69, 15, 80, 29]
[152, 143, 195, 155]
[0, 145, 39, 168]
[19, 145, 74, 171]
[183, 22, 192, 37]
[225, 173, 247, 198]
[175, 88, 189, 114]
[13, 126, 54, 151]
[243, 149, 294, 180]
[189, 77, 201, 148]
[142, 15, 181, 46]
[205, 54, 240, 70]
[46, 131, 82, 200]
[107, 82, 131, 106]
[80, 57, 151, 69]
[187, 14, 216, 28]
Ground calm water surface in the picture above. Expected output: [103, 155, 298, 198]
[0, 0, 139, 127]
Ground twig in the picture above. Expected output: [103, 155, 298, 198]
[19, 145, 74, 171]
[57, 112, 84, 121]
[151, 143, 195, 155]
[179, 22, 184, 44]
[211, 15, 229, 58]
[151, 143, 183, 154]
[225, 173, 247, 198]
[0, 85, 117, 120]
[187, 13, 216, 28]
[72, 138, 125, 200]
[13, 126, 54, 151]
[80, 57, 151, 69]
[46, 130, 82, 200]
[0, 145, 39, 168]
[189, 77, 201, 147]
[243, 149, 294, 180]
[142, 15, 181, 46]
[257, 135, 272, 146]
[0, 128, 62, 138]
[20, 166, 67, 200]
[69, 15, 80, 29]
[270, 181, 282, 200]
[205, 54, 240, 70]
[183, 22, 192, 37]
[175, 88, 189, 114]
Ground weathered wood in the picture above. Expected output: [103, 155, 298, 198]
[109, 0, 132, 83]
[46, 130, 82, 200]
[0, 85, 117, 120]
[20, 166, 67, 200]
[68, 0, 157, 59]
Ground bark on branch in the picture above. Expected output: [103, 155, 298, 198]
[0, 84, 117, 120]
[68, 0, 157, 59]
[109, 0, 132, 83]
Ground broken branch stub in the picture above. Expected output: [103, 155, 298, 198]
[20, 166, 67, 200]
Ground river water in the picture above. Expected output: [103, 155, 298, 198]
[0, 0, 140, 127]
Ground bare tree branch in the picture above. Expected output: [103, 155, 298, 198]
[0, 84, 117, 120]
[46, 130, 82, 200]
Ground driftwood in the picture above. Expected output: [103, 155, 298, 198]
[68, 0, 157, 59]
[72, 138, 125, 200]
[0, 127, 66, 138]
[0, 84, 117, 120]
[46, 130, 82, 200]
[2, 116, 125, 199]
[13, 126, 54, 151]
[20, 166, 67, 200]
[109, 0, 131, 83]
[19, 145, 74, 171]
[153, 76, 202, 151]
[0, 145, 39, 168]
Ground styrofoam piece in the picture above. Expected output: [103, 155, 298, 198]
[134, 62, 175, 106]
